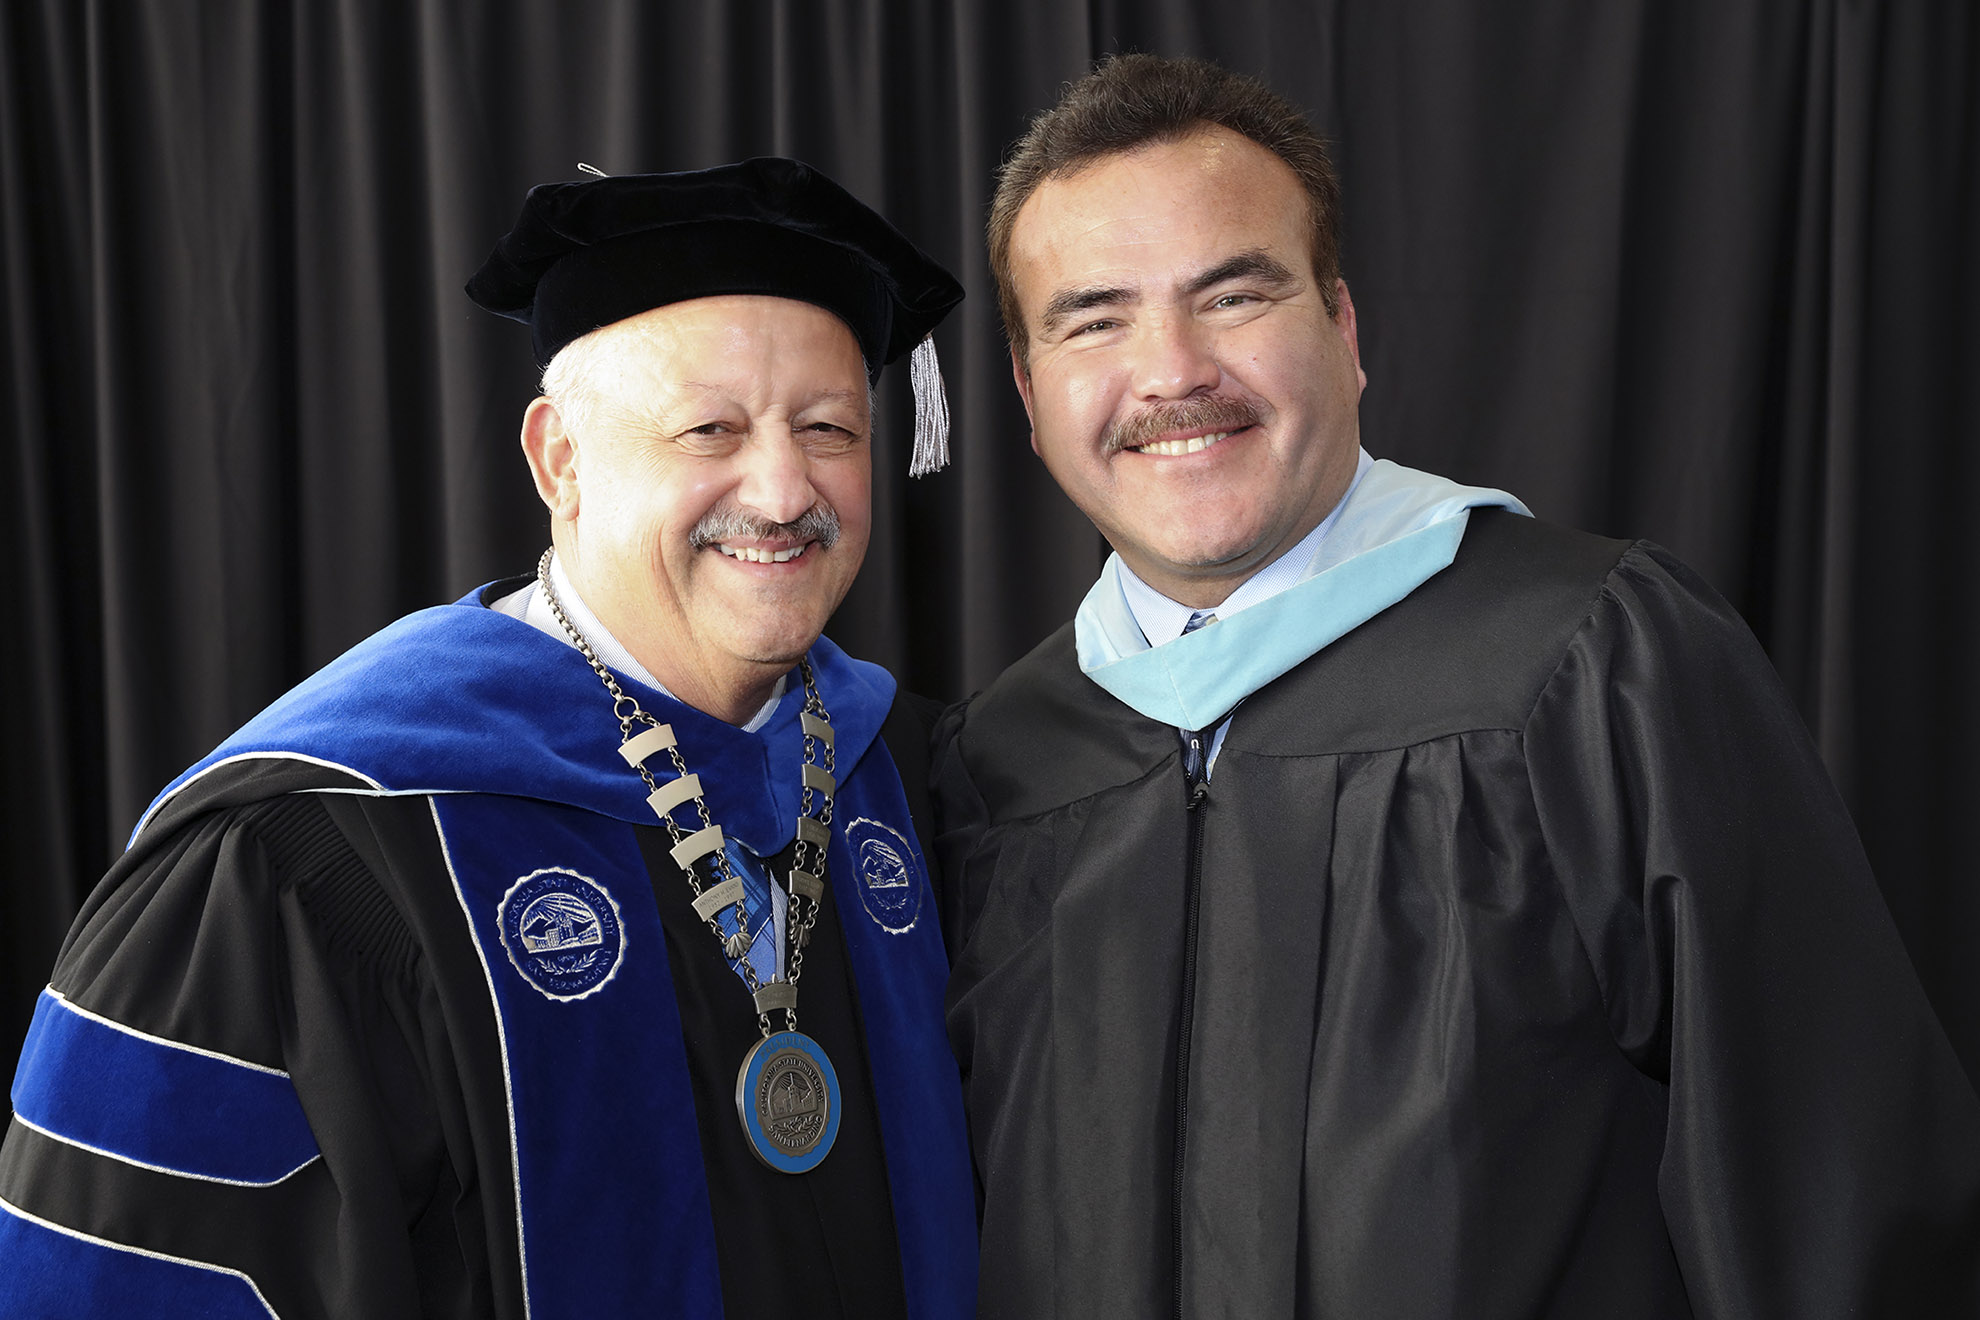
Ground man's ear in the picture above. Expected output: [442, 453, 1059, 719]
[1333, 279, 1367, 394]
[1010, 346, 1041, 456]
[521, 397, 581, 521]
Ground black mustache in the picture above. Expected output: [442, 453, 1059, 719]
[1104, 396, 1260, 454]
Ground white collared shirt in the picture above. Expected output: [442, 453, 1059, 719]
[1116, 450, 1373, 771]
[490, 552, 786, 732]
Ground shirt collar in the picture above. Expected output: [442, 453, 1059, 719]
[493, 551, 787, 731]
[1119, 449, 1374, 647]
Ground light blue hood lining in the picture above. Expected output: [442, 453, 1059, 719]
[1074, 456, 1529, 730]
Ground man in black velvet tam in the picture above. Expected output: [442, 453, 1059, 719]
[0, 160, 977, 1319]
[933, 52, 1980, 1318]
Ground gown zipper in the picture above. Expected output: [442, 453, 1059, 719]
[1174, 726, 1212, 1320]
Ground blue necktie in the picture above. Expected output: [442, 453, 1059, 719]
[714, 840, 781, 985]
[1180, 612, 1219, 782]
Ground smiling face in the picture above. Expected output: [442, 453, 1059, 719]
[1007, 126, 1366, 607]
[522, 294, 872, 722]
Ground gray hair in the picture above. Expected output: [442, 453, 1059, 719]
[538, 322, 612, 440]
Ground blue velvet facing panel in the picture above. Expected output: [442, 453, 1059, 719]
[0, 1199, 276, 1318]
[11, 990, 320, 1185]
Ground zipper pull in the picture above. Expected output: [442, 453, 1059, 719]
[1182, 729, 1210, 808]
[1182, 707, 1238, 808]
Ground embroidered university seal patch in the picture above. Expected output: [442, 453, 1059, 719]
[844, 817, 923, 935]
[498, 868, 626, 1000]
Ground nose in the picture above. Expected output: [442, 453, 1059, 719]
[733, 432, 820, 526]
[1130, 313, 1220, 401]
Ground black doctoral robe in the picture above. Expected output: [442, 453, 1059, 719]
[933, 509, 1980, 1318]
[0, 590, 976, 1320]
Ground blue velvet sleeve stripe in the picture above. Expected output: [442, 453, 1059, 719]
[0, 1198, 279, 1318]
[10, 990, 320, 1186]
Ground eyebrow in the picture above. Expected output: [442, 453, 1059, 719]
[1038, 283, 1136, 338]
[1181, 249, 1301, 297]
[1035, 249, 1303, 337]
[803, 388, 870, 408]
[668, 384, 868, 408]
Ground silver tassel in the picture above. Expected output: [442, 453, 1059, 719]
[907, 333, 951, 477]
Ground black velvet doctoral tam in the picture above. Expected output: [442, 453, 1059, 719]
[465, 157, 963, 373]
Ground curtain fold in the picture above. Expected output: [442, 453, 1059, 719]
[4, 0, 1973, 1083]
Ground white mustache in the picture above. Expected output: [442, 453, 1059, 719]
[687, 504, 841, 551]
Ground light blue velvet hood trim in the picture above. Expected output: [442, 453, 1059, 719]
[1074, 456, 1529, 730]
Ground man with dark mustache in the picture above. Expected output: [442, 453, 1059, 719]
[932, 53, 1980, 1317]
[0, 161, 977, 1318]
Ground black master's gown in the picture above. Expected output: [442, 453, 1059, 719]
[934, 510, 1980, 1318]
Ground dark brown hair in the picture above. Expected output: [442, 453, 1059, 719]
[989, 53, 1344, 363]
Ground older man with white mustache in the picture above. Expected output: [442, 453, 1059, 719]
[0, 159, 977, 1320]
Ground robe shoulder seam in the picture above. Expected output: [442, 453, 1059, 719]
[229, 793, 426, 989]
[1511, 541, 1666, 1040]
[1512, 537, 1655, 734]
[1231, 724, 1526, 761]
[967, 751, 1176, 831]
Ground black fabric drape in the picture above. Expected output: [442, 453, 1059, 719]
[4, 0, 1975, 1086]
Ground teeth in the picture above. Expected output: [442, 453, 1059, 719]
[1136, 430, 1231, 457]
[717, 543, 809, 564]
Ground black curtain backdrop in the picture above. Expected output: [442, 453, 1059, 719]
[4, 1, 1975, 1088]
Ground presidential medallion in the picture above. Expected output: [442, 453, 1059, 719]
[540, 548, 844, 1175]
[736, 1031, 842, 1174]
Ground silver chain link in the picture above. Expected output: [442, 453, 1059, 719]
[535, 547, 833, 1038]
